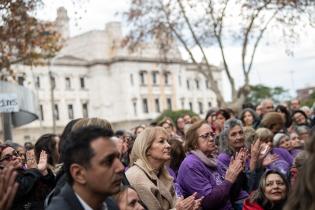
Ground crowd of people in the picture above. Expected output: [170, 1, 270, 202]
[0, 98, 315, 210]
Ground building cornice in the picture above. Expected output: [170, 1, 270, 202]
[51, 56, 222, 72]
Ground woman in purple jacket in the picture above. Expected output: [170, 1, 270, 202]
[177, 120, 245, 210]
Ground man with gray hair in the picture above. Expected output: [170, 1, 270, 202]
[260, 99, 274, 116]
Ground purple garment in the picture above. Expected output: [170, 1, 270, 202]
[176, 153, 233, 210]
[217, 152, 249, 201]
[167, 167, 177, 183]
[269, 148, 293, 175]
[290, 149, 302, 159]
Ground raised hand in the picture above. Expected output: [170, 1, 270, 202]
[0, 167, 19, 210]
[26, 149, 37, 169]
[262, 154, 278, 167]
[250, 139, 261, 160]
[225, 157, 244, 183]
[37, 150, 48, 176]
[258, 143, 271, 161]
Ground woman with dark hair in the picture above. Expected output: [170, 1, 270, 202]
[35, 134, 60, 174]
[175, 117, 185, 140]
[243, 170, 289, 210]
[275, 105, 292, 129]
[0, 144, 55, 210]
[214, 109, 231, 134]
[291, 110, 310, 127]
[134, 124, 146, 137]
[5, 142, 27, 168]
[239, 108, 259, 129]
[167, 138, 186, 182]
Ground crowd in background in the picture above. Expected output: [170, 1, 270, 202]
[0, 98, 315, 210]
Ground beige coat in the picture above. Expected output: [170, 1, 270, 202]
[126, 159, 176, 210]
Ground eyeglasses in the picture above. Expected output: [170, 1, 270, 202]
[199, 132, 216, 141]
[0, 150, 20, 162]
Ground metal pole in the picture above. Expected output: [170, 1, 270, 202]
[49, 71, 56, 133]
[2, 112, 12, 141]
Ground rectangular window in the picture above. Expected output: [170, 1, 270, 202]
[155, 98, 160, 113]
[35, 76, 41, 88]
[142, 98, 148, 113]
[189, 102, 193, 111]
[186, 80, 190, 90]
[50, 76, 56, 89]
[39, 104, 44, 121]
[130, 74, 134, 86]
[54, 104, 59, 120]
[167, 98, 172, 111]
[17, 76, 24, 86]
[198, 102, 204, 114]
[139, 71, 147, 85]
[80, 77, 85, 89]
[164, 72, 170, 85]
[152, 71, 158, 85]
[195, 79, 200, 89]
[208, 101, 212, 108]
[133, 101, 137, 116]
[68, 104, 74, 120]
[178, 75, 182, 86]
[205, 80, 209, 89]
[65, 77, 71, 90]
[180, 98, 185, 109]
[82, 103, 88, 118]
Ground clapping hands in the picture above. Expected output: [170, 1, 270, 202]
[176, 192, 203, 210]
[0, 167, 19, 210]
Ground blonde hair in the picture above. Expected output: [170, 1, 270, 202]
[129, 127, 168, 171]
[72, 118, 112, 131]
[254, 128, 273, 143]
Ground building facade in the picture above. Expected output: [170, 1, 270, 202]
[11, 8, 223, 144]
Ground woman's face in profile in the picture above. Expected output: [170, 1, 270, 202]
[264, 173, 287, 204]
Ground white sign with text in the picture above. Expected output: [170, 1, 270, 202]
[0, 93, 19, 113]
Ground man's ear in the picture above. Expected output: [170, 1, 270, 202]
[70, 163, 87, 185]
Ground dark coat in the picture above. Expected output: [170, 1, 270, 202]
[46, 183, 119, 210]
[12, 168, 55, 210]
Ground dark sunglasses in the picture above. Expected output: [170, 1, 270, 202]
[0, 150, 20, 162]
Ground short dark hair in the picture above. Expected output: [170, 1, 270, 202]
[62, 126, 114, 185]
[35, 134, 59, 166]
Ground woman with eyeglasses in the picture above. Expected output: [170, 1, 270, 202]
[176, 120, 244, 210]
[0, 144, 55, 210]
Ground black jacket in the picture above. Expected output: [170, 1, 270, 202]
[45, 183, 119, 210]
[12, 168, 55, 210]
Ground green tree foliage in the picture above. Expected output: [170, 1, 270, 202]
[246, 84, 289, 105]
[154, 109, 198, 125]
[301, 91, 315, 107]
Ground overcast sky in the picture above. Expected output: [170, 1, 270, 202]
[37, 0, 315, 101]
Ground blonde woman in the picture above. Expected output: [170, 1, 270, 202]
[126, 127, 201, 210]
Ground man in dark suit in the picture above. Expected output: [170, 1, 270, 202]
[46, 126, 124, 210]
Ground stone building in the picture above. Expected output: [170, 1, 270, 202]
[10, 8, 223, 144]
